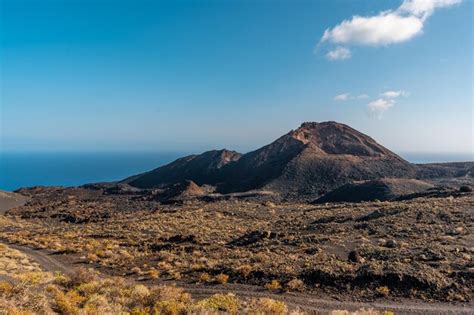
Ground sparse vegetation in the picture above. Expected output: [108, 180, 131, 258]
[249, 297, 287, 314]
[198, 272, 212, 283]
[1, 185, 473, 310]
[285, 278, 304, 292]
[0, 243, 294, 314]
[265, 280, 282, 291]
[376, 286, 390, 297]
[215, 273, 229, 284]
[196, 293, 241, 313]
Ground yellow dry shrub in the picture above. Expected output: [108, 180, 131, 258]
[94, 249, 106, 258]
[131, 284, 150, 303]
[249, 298, 287, 315]
[51, 288, 82, 315]
[286, 278, 304, 292]
[152, 300, 188, 315]
[150, 285, 191, 303]
[157, 261, 173, 271]
[53, 272, 70, 287]
[376, 286, 390, 297]
[17, 271, 45, 285]
[0, 281, 13, 296]
[150, 285, 192, 315]
[131, 306, 151, 315]
[75, 281, 101, 296]
[215, 273, 229, 284]
[86, 253, 98, 263]
[148, 269, 160, 280]
[198, 272, 211, 283]
[264, 280, 281, 290]
[170, 271, 182, 280]
[196, 293, 240, 314]
[82, 294, 116, 314]
[103, 241, 114, 250]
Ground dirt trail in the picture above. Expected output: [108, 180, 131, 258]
[8, 244, 74, 276]
[4, 242, 473, 315]
[172, 286, 473, 315]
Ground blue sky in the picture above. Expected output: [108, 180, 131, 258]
[0, 0, 472, 155]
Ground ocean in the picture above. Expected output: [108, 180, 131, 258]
[0, 151, 472, 192]
[0, 151, 185, 192]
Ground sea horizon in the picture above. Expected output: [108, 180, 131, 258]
[1, 150, 472, 192]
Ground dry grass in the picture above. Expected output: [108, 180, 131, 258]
[285, 278, 304, 292]
[0, 241, 401, 314]
[2, 186, 472, 302]
[265, 280, 282, 291]
[215, 273, 229, 284]
[0, 243, 299, 314]
[376, 286, 390, 297]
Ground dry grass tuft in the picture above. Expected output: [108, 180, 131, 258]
[249, 297, 287, 314]
[196, 293, 240, 314]
[215, 273, 229, 284]
[285, 278, 304, 292]
[264, 280, 282, 291]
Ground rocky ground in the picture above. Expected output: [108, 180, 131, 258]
[1, 186, 473, 309]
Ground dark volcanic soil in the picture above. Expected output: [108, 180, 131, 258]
[314, 179, 435, 203]
[123, 122, 423, 200]
[2, 186, 473, 305]
[0, 190, 29, 214]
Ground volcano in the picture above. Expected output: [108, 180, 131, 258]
[124, 122, 417, 200]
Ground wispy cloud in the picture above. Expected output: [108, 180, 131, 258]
[335, 89, 409, 118]
[399, 0, 462, 20]
[319, 0, 462, 59]
[326, 46, 351, 60]
[334, 93, 351, 101]
[368, 98, 395, 118]
[334, 93, 369, 101]
[381, 90, 409, 98]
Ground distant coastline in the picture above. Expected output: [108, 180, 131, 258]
[1, 150, 472, 192]
[0, 151, 185, 191]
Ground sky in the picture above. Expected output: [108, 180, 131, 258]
[0, 0, 472, 155]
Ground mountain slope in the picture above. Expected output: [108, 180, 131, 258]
[313, 178, 434, 203]
[124, 149, 241, 188]
[125, 121, 418, 199]
[219, 122, 416, 198]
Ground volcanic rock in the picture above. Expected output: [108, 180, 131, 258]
[314, 178, 434, 203]
[158, 180, 206, 203]
[124, 149, 241, 188]
[124, 122, 423, 200]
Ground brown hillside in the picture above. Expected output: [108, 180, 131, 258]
[220, 122, 416, 199]
[124, 149, 241, 188]
[125, 122, 418, 200]
[313, 178, 434, 203]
